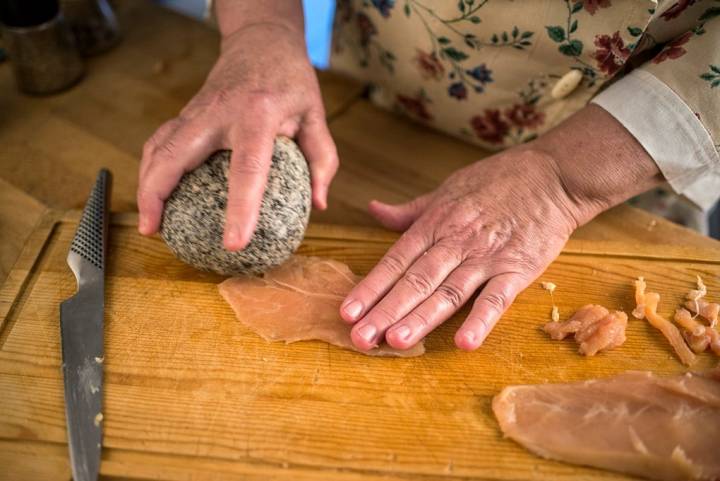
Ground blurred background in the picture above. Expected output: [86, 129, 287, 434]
[156, 0, 336, 69]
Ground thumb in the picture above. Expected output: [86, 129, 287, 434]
[368, 194, 432, 231]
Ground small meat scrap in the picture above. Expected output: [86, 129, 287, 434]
[676, 308, 720, 356]
[634, 278, 696, 366]
[218, 256, 425, 357]
[632, 276, 647, 319]
[540, 281, 559, 322]
[543, 304, 627, 356]
[492, 369, 720, 481]
[686, 299, 720, 329]
[684, 275, 718, 328]
[687, 275, 707, 303]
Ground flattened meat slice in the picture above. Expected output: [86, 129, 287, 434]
[219, 256, 425, 357]
[492, 370, 720, 481]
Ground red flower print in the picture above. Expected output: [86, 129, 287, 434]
[413, 49, 444, 81]
[504, 104, 545, 129]
[356, 12, 377, 47]
[660, 0, 697, 21]
[396, 93, 433, 122]
[470, 110, 510, 144]
[652, 31, 692, 64]
[591, 31, 630, 75]
[580, 0, 612, 15]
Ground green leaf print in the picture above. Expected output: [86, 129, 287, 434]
[627, 26, 643, 37]
[442, 47, 469, 61]
[570, 19, 578, 33]
[700, 64, 720, 88]
[571, 1, 583, 13]
[558, 39, 583, 56]
[699, 7, 720, 22]
[546, 26, 566, 43]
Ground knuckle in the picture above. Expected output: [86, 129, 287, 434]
[231, 154, 266, 177]
[436, 283, 465, 309]
[408, 310, 432, 329]
[483, 292, 508, 314]
[154, 138, 178, 162]
[370, 305, 397, 328]
[402, 270, 434, 296]
[379, 252, 406, 276]
[209, 88, 235, 110]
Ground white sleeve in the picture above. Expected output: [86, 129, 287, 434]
[591, 69, 720, 212]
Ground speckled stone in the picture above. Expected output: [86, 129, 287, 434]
[160, 136, 311, 276]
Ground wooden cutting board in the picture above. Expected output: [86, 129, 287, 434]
[1, 210, 719, 481]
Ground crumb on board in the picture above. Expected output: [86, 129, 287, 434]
[94, 356, 104, 364]
[94, 413, 103, 427]
[541, 281, 558, 322]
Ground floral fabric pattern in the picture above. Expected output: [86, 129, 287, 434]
[331, 0, 720, 158]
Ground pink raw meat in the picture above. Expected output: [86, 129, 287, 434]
[493, 370, 720, 481]
[218, 256, 425, 357]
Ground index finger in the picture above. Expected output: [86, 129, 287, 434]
[223, 120, 278, 251]
[340, 226, 432, 323]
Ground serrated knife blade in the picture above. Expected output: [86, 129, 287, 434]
[60, 169, 112, 481]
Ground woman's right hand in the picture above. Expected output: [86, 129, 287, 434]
[137, 16, 338, 250]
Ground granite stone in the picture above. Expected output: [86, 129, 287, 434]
[160, 136, 311, 276]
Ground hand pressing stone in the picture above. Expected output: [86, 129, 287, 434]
[160, 136, 311, 276]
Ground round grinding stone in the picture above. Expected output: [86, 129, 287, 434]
[160, 136, 311, 276]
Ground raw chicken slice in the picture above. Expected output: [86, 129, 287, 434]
[634, 278, 696, 366]
[543, 304, 627, 356]
[493, 370, 720, 481]
[218, 256, 425, 357]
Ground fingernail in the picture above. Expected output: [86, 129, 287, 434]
[138, 217, 147, 233]
[357, 324, 377, 343]
[463, 331, 476, 345]
[343, 300, 363, 320]
[394, 325, 411, 341]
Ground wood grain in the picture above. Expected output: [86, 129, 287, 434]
[0, 180, 46, 286]
[1, 213, 718, 481]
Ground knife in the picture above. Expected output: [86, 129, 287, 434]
[60, 169, 112, 481]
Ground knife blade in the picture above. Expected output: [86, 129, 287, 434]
[61, 169, 112, 481]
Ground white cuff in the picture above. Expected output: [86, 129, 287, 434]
[205, 0, 213, 21]
[591, 69, 720, 211]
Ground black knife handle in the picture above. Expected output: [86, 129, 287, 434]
[70, 169, 112, 271]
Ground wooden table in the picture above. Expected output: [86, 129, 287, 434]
[1, 0, 718, 287]
[1, 2, 719, 480]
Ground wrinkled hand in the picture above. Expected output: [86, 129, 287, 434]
[340, 104, 663, 352]
[137, 22, 337, 250]
[340, 148, 579, 351]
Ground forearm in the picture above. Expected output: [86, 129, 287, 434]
[214, 0, 305, 39]
[530, 104, 665, 226]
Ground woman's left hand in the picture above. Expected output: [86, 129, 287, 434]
[340, 105, 664, 351]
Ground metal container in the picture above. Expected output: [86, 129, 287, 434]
[2, 12, 84, 95]
[61, 0, 120, 56]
